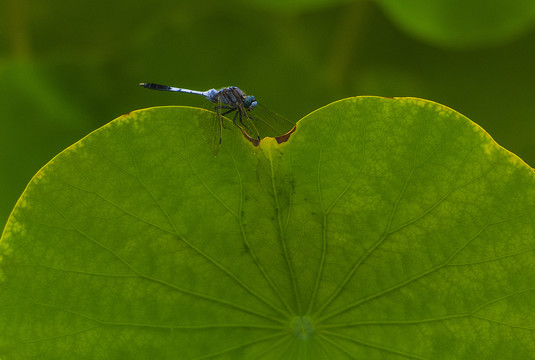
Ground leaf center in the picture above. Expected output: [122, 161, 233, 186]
[290, 316, 315, 340]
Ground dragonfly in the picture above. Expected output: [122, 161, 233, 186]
[140, 83, 295, 156]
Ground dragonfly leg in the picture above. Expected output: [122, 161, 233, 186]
[237, 112, 250, 132]
[217, 106, 236, 117]
[245, 114, 260, 140]
[232, 111, 239, 125]
[239, 111, 250, 129]
[234, 112, 251, 133]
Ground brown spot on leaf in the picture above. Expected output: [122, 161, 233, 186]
[275, 125, 296, 144]
[242, 130, 261, 146]
[242, 124, 297, 146]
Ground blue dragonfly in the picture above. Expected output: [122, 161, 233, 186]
[140, 83, 295, 155]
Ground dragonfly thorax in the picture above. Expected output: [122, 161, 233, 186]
[213, 87, 257, 110]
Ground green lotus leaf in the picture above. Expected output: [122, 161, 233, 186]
[2, 97, 535, 359]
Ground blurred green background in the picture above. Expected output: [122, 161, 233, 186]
[2, 0, 535, 230]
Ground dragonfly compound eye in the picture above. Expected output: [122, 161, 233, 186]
[244, 96, 257, 110]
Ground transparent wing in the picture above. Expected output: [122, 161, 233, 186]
[233, 108, 261, 141]
[198, 97, 295, 153]
[244, 104, 295, 139]
[197, 108, 222, 156]
[211, 99, 261, 145]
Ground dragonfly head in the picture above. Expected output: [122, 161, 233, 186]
[244, 95, 257, 110]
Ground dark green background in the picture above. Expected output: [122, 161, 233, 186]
[2, 0, 535, 230]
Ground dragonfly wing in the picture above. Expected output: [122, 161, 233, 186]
[213, 100, 262, 145]
[198, 109, 222, 156]
[238, 110, 261, 141]
[247, 104, 295, 138]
